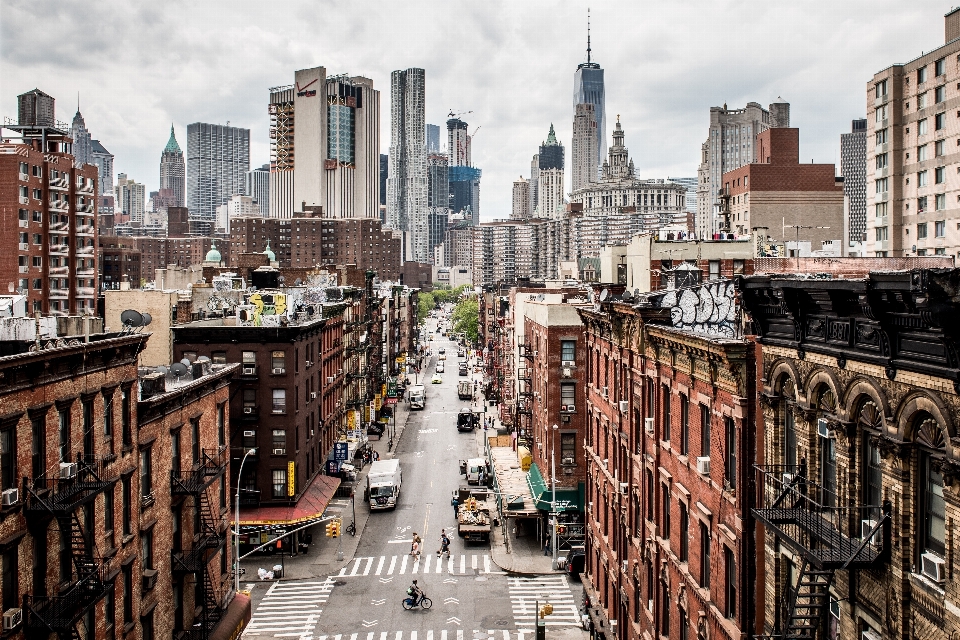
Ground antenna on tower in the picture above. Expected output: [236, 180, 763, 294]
[587, 8, 592, 65]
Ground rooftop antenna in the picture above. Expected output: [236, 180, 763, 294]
[587, 8, 592, 65]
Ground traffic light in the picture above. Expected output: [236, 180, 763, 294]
[332, 518, 341, 538]
[325, 522, 334, 538]
[539, 603, 553, 618]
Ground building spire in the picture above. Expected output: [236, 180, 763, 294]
[587, 8, 591, 65]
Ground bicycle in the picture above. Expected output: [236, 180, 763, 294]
[346, 521, 356, 536]
[401, 594, 432, 610]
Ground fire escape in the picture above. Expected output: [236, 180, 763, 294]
[170, 449, 229, 640]
[515, 343, 534, 447]
[22, 455, 115, 639]
[753, 462, 891, 639]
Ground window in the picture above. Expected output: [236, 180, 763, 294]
[936, 85, 946, 103]
[724, 417, 737, 490]
[559, 340, 576, 364]
[700, 404, 710, 457]
[271, 350, 286, 371]
[661, 483, 670, 536]
[679, 502, 689, 561]
[918, 66, 928, 83]
[875, 177, 888, 193]
[121, 475, 132, 537]
[645, 470, 654, 521]
[679, 394, 689, 455]
[864, 439, 882, 506]
[708, 260, 720, 280]
[141, 610, 154, 640]
[242, 351, 256, 365]
[875, 79, 887, 98]
[918, 222, 928, 239]
[875, 105, 888, 123]
[104, 487, 115, 550]
[936, 112, 946, 130]
[876, 128, 887, 145]
[679, 606, 689, 640]
[660, 580, 670, 634]
[272, 468, 288, 498]
[733, 259, 745, 275]
[875, 201, 888, 218]
[218, 404, 225, 449]
[919, 170, 928, 187]
[919, 119, 929, 135]
[104, 587, 116, 640]
[2, 546, 17, 611]
[918, 145, 928, 161]
[936, 166, 946, 184]
[875, 153, 888, 169]
[560, 383, 576, 411]
[243, 388, 256, 410]
[700, 522, 711, 588]
[211, 351, 226, 364]
[141, 527, 153, 572]
[876, 226, 889, 241]
[819, 430, 837, 508]
[725, 547, 737, 618]
[272, 389, 286, 413]
[191, 417, 200, 463]
[140, 447, 152, 499]
[662, 385, 671, 441]
[936, 58, 946, 76]
[936, 139, 945, 156]
[122, 563, 133, 624]
[920, 453, 946, 556]
[0, 428, 14, 492]
[560, 433, 575, 464]
[121, 387, 131, 448]
[272, 430, 286, 455]
[936, 220, 946, 237]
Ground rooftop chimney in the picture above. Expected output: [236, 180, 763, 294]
[947, 7, 960, 43]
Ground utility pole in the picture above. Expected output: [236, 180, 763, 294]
[782, 222, 831, 269]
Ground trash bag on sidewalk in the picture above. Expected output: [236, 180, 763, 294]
[257, 567, 275, 580]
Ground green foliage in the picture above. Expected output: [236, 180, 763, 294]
[417, 292, 435, 323]
[451, 298, 479, 344]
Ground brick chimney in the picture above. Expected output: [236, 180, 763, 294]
[946, 7, 960, 43]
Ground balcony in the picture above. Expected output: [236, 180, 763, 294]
[78, 181, 94, 194]
[170, 449, 227, 495]
[76, 224, 94, 235]
[49, 198, 68, 211]
[752, 464, 890, 569]
[76, 268, 95, 277]
[23, 565, 111, 634]
[49, 244, 68, 254]
[77, 287, 95, 297]
[49, 265, 68, 276]
[23, 456, 116, 520]
[49, 288, 69, 299]
[77, 246, 94, 255]
[48, 176, 68, 190]
[49, 220, 68, 232]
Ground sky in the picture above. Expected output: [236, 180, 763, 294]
[0, 0, 944, 220]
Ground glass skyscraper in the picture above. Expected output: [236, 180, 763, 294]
[574, 47, 606, 177]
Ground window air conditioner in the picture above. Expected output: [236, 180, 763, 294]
[242, 365, 256, 375]
[141, 569, 158, 591]
[602, 386, 609, 398]
[619, 482, 629, 495]
[817, 418, 830, 439]
[327, 376, 334, 384]
[311, 391, 318, 399]
[921, 552, 946, 582]
[3, 608, 22, 631]
[619, 400, 629, 413]
[862, 631, 881, 640]
[59, 462, 78, 479]
[782, 472, 794, 487]
[1, 488, 19, 506]
[696, 457, 711, 475]
[243, 431, 255, 438]
[562, 367, 572, 378]
[622, 560, 629, 574]
[306, 360, 314, 368]
[562, 457, 575, 465]
[272, 368, 285, 375]
[567, 405, 575, 413]
[273, 448, 286, 456]
[644, 417, 654, 434]
[561, 360, 575, 367]
[861, 519, 880, 545]
[243, 407, 254, 414]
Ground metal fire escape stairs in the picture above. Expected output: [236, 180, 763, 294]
[753, 464, 891, 640]
[515, 344, 534, 446]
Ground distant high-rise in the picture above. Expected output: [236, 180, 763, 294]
[667, 177, 698, 216]
[380, 154, 388, 206]
[268, 67, 380, 219]
[246, 163, 270, 216]
[428, 153, 450, 259]
[841, 118, 867, 246]
[571, 103, 598, 193]
[426, 124, 440, 153]
[573, 13, 606, 178]
[160, 124, 185, 208]
[536, 125, 565, 218]
[387, 68, 429, 262]
[512, 177, 530, 220]
[71, 108, 93, 167]
[186, 122, 250, 222]
[116, 173, 146, 223]
[447, 117, 481, 226]
[529, 154, 539, 214]
[538, 124, 564, 171]
[447, 118, 470, 167]
[91, 140, 114, 195]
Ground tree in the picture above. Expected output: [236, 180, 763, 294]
[451, 298, 479, 344]
[417, 292, 435, 323]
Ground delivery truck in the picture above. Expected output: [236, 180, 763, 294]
[367, 459, 402, 510]
[457, 379, 472, 400]
[456, 487, 493, 543]
[408, 384, 426, 410]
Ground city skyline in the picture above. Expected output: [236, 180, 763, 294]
[1, 1, 948, 220]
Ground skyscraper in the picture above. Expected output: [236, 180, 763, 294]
[571, 103, 598, 193]
[160, 124, 185, 208]
[71, 108, 93, 167]
[427, 153, 450, 260]
[529, 154, 539, 214]
[841, 118, 867, 248]
[573, 13, 606, 179]
[246, 163, 270, 216]
[91, 140, 114, 195]
[426, 124, 440, 153]
[186, 122, 250, 223]
[380, 154, 388, 206]
[536, 125, 565, 218]
[268, 66, 381, 219]
[512, 177, 530, 220]
[116, 173, 146, 223]
[387, 68, 429, 262]
[447, 117, 481, 226]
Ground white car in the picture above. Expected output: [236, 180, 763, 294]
[436, 362, 445, 373]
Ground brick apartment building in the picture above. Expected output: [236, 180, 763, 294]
[229, 216, 291, 268]
[577, 281, 761, 640]
[99, 235, 217, 285]
[0, 321, 248, 640]
[290, 207, 402, 278]
[1, 91, 99, 316]
[740, 269, 960, 640]
[99, 237, 142, 289]
[721, 127, 844, 255]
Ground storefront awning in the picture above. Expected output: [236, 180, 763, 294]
[209, 592, 251, 640]
[527, 463, 584, 512]
[237, 474, 340, 527]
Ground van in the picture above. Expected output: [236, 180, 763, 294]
[463, 457, 489, 485]
[367, 459, 402, 510]
[408, 384, 425, 410]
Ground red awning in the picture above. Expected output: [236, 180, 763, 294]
[237, 474, 340, 526]
[209, 592, 252, 640]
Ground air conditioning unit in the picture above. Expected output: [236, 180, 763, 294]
[59, 462, 78, 479]
[861, 519, 880, 545]
[272, 368, 285, 375]
[243, 407, 254, 414]
[696, 457, 711, 475]
[621, 560, 629, 574]
[18, 243, 28, 251]
[562, 457, 575, 465]
[306, 360, 314, 367]
[561, 360, 575, 367]
[242, 365, 256, 375]
[817, 418, 830, 439]
[272, 448, 286, 456]
[861, 631, 881, 640]
[619, 482, 629, 495]
[782, 472, 794, 487]
[601, 386, 609, 398]
[327, 376, 334, 384]
[18, 220, 27, 228]
[337, 368, 343, 375]
[921, 552, 946, 582]
[243, 430, 255, 437]
[141, 568, 158, 591]
[644, 417, 654, 434]
[562, 367, 572, 378]
[1, 488, 19, 507]
[619, 400, 629, 413]
[311, 391, 318, 399]
[3, 608, 22, 631]
[567, 405, 575, 413]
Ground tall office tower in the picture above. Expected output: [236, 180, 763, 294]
[268, 67, 381, 219]
[116, 173, 146, 223]
[91, 140, 113, 194]
[571, 103, 598, 193]
[380, 154, 388, 206]
[426, 123, 440, 153]
[447, 117, 481, 226]
[529, 154, 539, 214]
[512, 177, 530, 219]
[573, 14, 606, 179]
[246, 163, 270, 216]
[2, 89, 100, 315]
[160, 124, 186, 207]
[186, 122, 250, 223]
[427, 153, 450, 259]
[536, 125, 565, 218]
[71, 108, 93, 167]
[667, 176, 698, 215]
[696, 98, 789, 239]
[841, 118, 867, 248]
[387, 68, 429, 262]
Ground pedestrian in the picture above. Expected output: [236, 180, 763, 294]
[411, 533, 422, 558]
[373, 450, 380, 462]
[451, 494, 459, 518]
[437, 529, 451, 559]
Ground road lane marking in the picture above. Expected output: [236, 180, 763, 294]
[483, 556, 491, 574]
[388, 556, 397, 574]
[423, 503, 431, 539]
[400, 554, 408, 574]
[471, 555, 478, 571]
[375, 556, 385, 575]
[459, 556, 465, 573]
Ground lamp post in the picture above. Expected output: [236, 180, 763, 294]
[235, 447, 257, 594]
[551, 423, 558, 568]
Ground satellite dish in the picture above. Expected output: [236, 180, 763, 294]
[180, 358, 192, 367]
[156, 366, 168, 375]
[599, 289, 609, 302]
[196, 356, 210, 363]
[120, 309, 144, 327]
[170, 362, 188, 378]
[141, 312, 152, 326]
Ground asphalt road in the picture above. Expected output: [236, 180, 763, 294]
[242, 319, 584, 640]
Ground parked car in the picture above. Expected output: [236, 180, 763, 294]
[436, 362, 445, 373]
[431, 373, 443, 384]
[565, 545, 585, 581]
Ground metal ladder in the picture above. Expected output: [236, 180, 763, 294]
[785, 559, 834, 639]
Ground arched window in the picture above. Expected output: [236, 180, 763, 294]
[857, 400, 884, 506]
[914, 412, 946, 559]
[781, 377, 798, 467]
[815, 385, 837, 508]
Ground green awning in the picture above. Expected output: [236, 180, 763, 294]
[526, 463, 584, 512]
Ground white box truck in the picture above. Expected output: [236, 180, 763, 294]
[367, 459, 402, 510]
[409, 384, 426, 410]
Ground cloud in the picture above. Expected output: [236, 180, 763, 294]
[0, 0, 941, 219]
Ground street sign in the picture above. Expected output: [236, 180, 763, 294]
[334, 442, 349, 461]
[327, 460, 342, 474]
[287, 461, 295, 496]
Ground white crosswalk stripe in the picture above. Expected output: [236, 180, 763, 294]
[334, 554, 501, 577]
[507, 575, 581, 628]
[244, 577, 335, 638]
[314, 631, 530, 640]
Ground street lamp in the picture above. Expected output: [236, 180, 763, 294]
[551, 423, 559, 568]
[235, 447, 257, 594]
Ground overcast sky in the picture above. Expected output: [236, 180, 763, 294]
[0, 0, 945, 220]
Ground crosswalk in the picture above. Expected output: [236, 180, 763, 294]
[507, 575, 581, 628]
[317, 632, 532, 640]
[244, 577, 335, 637]
[334, 554, 504, 578]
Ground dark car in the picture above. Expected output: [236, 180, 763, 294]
[367, 422, 386, 437]
[565, 545, 585, 581]
[457, 408, 479, 432]
[458, 362, 468, 376]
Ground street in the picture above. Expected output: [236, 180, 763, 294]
[241, 320, 585, 640]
